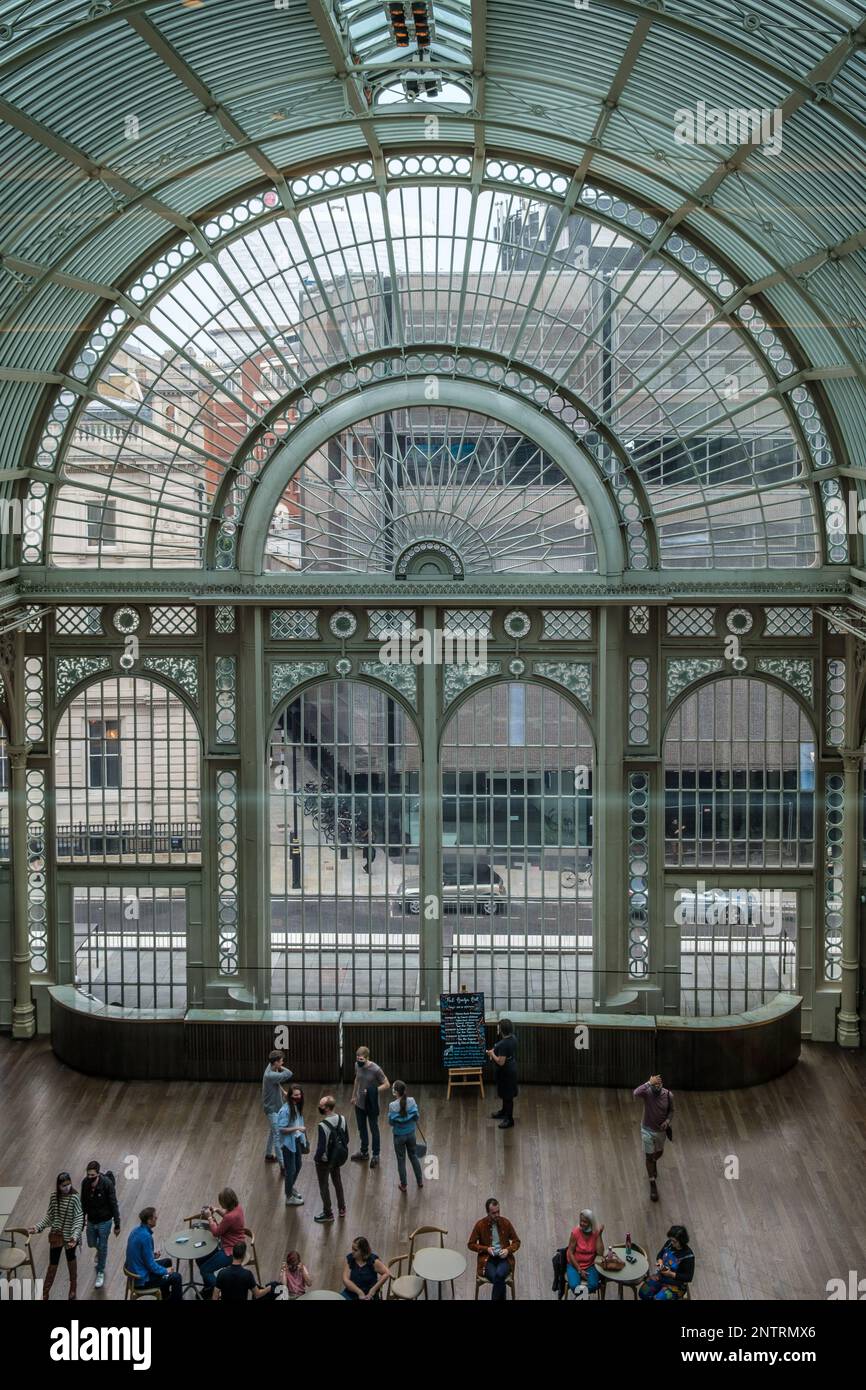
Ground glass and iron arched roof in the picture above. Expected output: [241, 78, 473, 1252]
[1, 0, 865, 584]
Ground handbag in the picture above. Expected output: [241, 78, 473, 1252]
[48, 1230, 65, 1249]
[600, 1247, 625, 1272]
[414, 1123, 428, 1160]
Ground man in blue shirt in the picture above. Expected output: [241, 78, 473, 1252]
[125, 1207, 183, 1301]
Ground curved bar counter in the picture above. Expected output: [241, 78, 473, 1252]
[50, 988, 801, 1090]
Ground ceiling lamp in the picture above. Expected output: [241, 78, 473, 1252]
[384, 2, 434, 54]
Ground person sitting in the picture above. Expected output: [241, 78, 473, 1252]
[124, 1207, 182, 1302]
[638, 1225, 695, 1300]
[566, 1209, 604, 1297]
[213, 1242, 273, 1301]
[468, 1196, 521, 1301]
[339, 1237, 392, 1300]
[280, 1249, 312, 1299]
[196, 1187, 246, 1297]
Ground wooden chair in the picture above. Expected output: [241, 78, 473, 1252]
[474, 1265, 517, 1299]
[385, 1253, 426, 1301]
[242, 1228, 261, 1284]
[124, 1266, 162, 1300]
[0, 1229, 37, 1285]
[408, 1225, 449, 1299]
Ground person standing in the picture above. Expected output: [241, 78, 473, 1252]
[262, 1049, 294, 1171]
[350, 1045, 390, 1168]
[487, 1018, 518, 1128]
[387, 1079, 424, 1192]
[124, 1208, 182, 1301]
[29, 1171, 84, 1300]
[633, 1072, 674, 1202]
[80, 1160, 120, 1289]
[467, 1197, 520, 1302]
[276, 1085, 306, 1206]
[313, 1095, 349, 1224]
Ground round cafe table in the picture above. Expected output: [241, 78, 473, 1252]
[412, 1246, 466, 1300]
[164, 1227, 218, 1299]
[303, 1289, 345, 1301]
[594, 1245, 649, 1300]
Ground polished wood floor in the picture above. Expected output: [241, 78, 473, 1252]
[1, 1037, 864, 1301]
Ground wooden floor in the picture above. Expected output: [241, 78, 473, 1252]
[1, 1037, 864, 1301]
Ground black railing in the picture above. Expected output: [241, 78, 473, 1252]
[56, 821, 201, 856]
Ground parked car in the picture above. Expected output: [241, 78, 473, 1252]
[393, 854, 507, 916]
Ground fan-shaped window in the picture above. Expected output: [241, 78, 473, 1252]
[44, 175, 819, 572]
[264, 407, 597, 575]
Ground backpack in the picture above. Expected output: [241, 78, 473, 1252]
[324, 1115, 349, 1168]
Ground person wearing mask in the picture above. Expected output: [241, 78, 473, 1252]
[28, 1171, 85, 1300]
[213, 1242, 273, 1302]
[280, 1249, 313, 1298]
[276, 1084, 306, 1207]
[387, 1079, 424, 1192]
[262, 1049, 293, 1171]
[340, 1237, 392, 1300]
[350, 1045, 390, 1168]
[124, 1207, 182, 1302]
[467, 1197, 521, 1302]
[639, 1225, 695, 1300]
[633, 1072, 674, 1201]
[196, 1187, 246, 1297]
[80, 1160, 120, 1290]
[566, 1209, 604, 1297]
[486, 1018, 518, 1128]
[313, 1094, 349, 1224]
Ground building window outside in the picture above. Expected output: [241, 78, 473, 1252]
[88, 718, 121, 789]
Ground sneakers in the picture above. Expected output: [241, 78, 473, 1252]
[95, 1272, 105, 1289]
[369, 1156, 379, 1169]
[314, 1212, 335, 1224]
[498, 1119, 514, 1129]
[417, 1182, 424, 1190]
[291, 1188, 302, 1199]
[265, 1155, 278, 1164]
[285, 1195, 304, 1206]
[398, 1183, 407, 1193]
[338, 1208, 346, 1218]
[350, 1152, 368, 1163]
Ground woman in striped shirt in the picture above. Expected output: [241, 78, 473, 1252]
[28, 1171, 85, 1300]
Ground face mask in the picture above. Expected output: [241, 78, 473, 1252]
[356, 1059, 365, 1068]
[651, 1085, 662, 1094]
[60, 1185, 72, 1194]
[318, 1106, 327, 1115]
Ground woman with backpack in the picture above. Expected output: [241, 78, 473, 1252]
[28, 1171, 85, 1300]
[387, 1080, 425, 1193]
[80, 1160, 120, 1289]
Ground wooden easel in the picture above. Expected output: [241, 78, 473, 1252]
[447, 1067, 484, 1099]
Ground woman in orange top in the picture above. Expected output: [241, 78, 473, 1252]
[566, 1209, 604, 1297]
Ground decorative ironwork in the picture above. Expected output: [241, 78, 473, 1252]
[26, 767, 47, 975]
[215, 606, 236, 635]
[503, 611, 532, 640]
[444, 661, 502, 707]
[335, 658, 353, 676]
[329, 610, 358, 639]
[725, 608, 753, 635]
[215, 657, 237, 744]
[532, 662, 592, 711]
[763, 607, 813, 637]
[541, 610, 592, 641]
[666, 658, 724, 704]
[628, 658, 650, 745]
[271, 661, 328, 708]
[56, 606, 102, 636]
[826, 659, 846, 747]
[627, 772, 649, 980]
[444, 609, 493, 637]
[113, 606, 140, 634]
[824, 773, 844, 983]
[55, 656, 110, 703]
[756, 658, 813, 703]
[24, 656, 44, 741]
[217, 770, 239, 976]
[359, 661, 417, 705]
[271, 610, 319, 640]
[149, 606, 198, 637]
[667, 607, 716, 638]
[367, 610, 415, 640]
[629, 606, 650, 636]
[142, 657, 199, 702]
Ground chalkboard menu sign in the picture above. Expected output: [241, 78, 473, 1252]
[440, 992, 487, 1068]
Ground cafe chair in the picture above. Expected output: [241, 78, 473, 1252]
[242, 1228, 261, 1284]
[0, 1229, 37, 1285]
[385, 1253, 426, 1301]
[408, 1225, 449, 1299]
[183, 1212, 210, 1228]
[124, 1266, 163, 1300]
[474, 1266, 517, 1300]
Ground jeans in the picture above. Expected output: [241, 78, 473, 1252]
[315, 1160, 345, 1218]
[355, 1105, 380, 1157]
[484, 1256, 511, 1301]
[86, 1218, 113, 1274]
[393, 1133, 423, 1187]
[265, 1111, 283, 1161]
[197, 1246, 232, 1291]
[567, 1263, 601, 1294]
[282, 1145, 303, 1198]
[139, 1257, 182, 1303]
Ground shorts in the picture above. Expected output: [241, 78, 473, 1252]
[641, 1125, 666, 1155]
